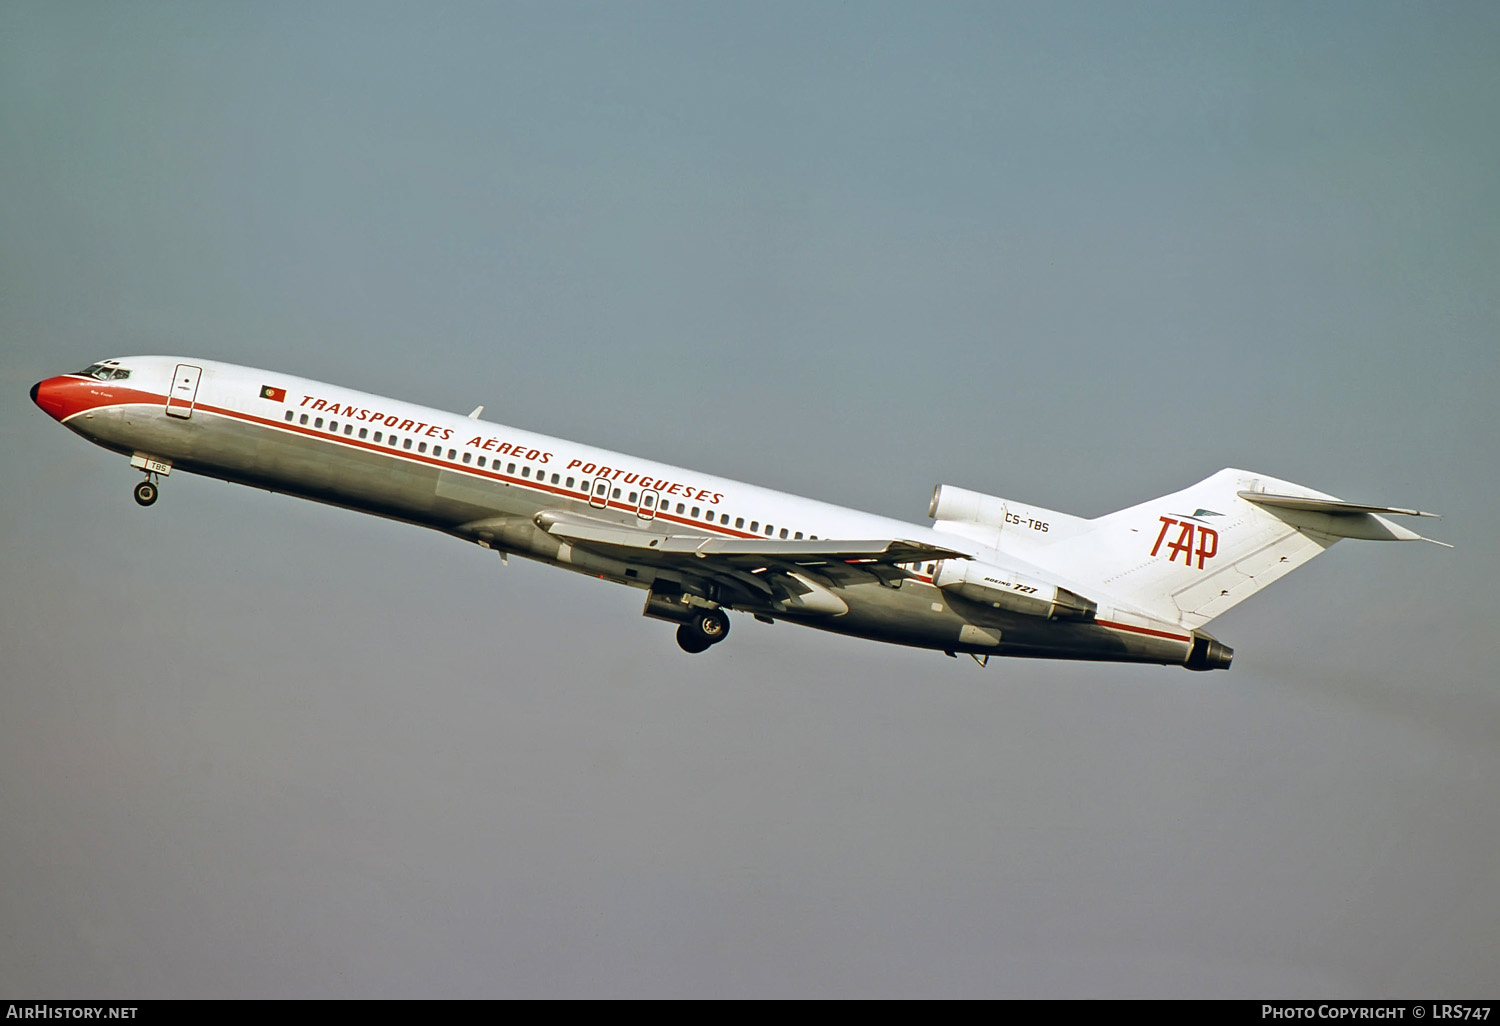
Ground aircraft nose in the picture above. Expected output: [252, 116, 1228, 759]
[31, 376, 71, 421]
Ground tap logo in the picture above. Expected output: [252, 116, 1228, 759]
[1151, 515, 1219, 569]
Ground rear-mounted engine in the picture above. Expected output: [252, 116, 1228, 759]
[932, 559, 1097, 621]
[928, 484, 1007, 524]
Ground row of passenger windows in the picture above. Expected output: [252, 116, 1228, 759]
[286, 409, 577, 478]
[604, 487, 814, 538]
[284, 408, 816, 540]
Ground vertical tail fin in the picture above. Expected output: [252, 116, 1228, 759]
[1057, 469, 1445, 629]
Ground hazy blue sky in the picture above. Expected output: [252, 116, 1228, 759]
[2, 1, 1495, 997]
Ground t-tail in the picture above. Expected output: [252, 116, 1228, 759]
[1060, 468, 1449, 633]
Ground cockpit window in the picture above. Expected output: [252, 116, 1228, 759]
[75, 363, 130, 381]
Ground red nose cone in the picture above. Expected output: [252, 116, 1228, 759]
[31, 376, 71, 420]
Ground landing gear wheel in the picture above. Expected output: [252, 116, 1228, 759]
[675, 609, 730, 653]
[694, 609, 730, 644]
[133, 480, 158, 506]
[676, 624, 712, 654]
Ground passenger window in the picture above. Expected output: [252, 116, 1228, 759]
[629, 492, 638, 503]
[765, 525, 774, 536]
[794, 531, 802, 539]
[477, 456, 486, 468]
[285, 411, 294, 422]
[750, 522, 759, 532]
[551, 473, 559, 484]
[373, 431, 382, 442]
[612, 488, 620, 499]
[780, 528, 788, 539]
[676, 503, 685, 514]
[329, 420, 337, 431]
[315, 418, 323, 429]
[691, 507, 700, 518]
[344, 424, 353, 435]
[403, 439, 412, 450]
[300, 414, 309, 425]
[735, 517, 744, 529]
[418, 442, 427, 453]
[508, 463, 516, 473]
[359, 428, 367, 439]
[720, 514, 729, 525]
[462, 452, 471, 464]
[565, 477, 574, 488]
[522, 466, 530, 477]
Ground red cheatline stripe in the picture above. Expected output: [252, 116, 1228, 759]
[57, 395, 1200, 615]
[1095, 619, 1191, 642]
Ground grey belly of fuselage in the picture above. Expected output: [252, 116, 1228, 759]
[79, 405, 1192, 666]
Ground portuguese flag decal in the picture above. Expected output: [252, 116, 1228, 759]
[260, 385, 287, 402]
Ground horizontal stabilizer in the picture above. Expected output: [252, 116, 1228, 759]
[1237, 491, 1440, 519]
[1237, 490, 1451, 547]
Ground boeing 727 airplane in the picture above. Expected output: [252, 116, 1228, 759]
[31, 357, 1447, 670]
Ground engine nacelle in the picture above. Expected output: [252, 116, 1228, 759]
[933, 559, 1097, 621]
[928, 484, 1006, 524]
[928, 484, 1080, 548]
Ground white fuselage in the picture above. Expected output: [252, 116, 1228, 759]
[32, 355, 1218, 667]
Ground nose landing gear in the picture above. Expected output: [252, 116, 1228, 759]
[127, 455, 170, 507]
[676, 609, 731, 654]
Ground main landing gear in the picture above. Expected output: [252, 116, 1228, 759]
[676, 609, 731, 654]
[133, 478, 159, 507]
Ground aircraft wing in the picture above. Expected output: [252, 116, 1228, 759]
[534, 510, 965, 571]
[534, 507, 966, 597]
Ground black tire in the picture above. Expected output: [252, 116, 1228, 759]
[676, 624, 712, 654]
[133, 480, 158, 506]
